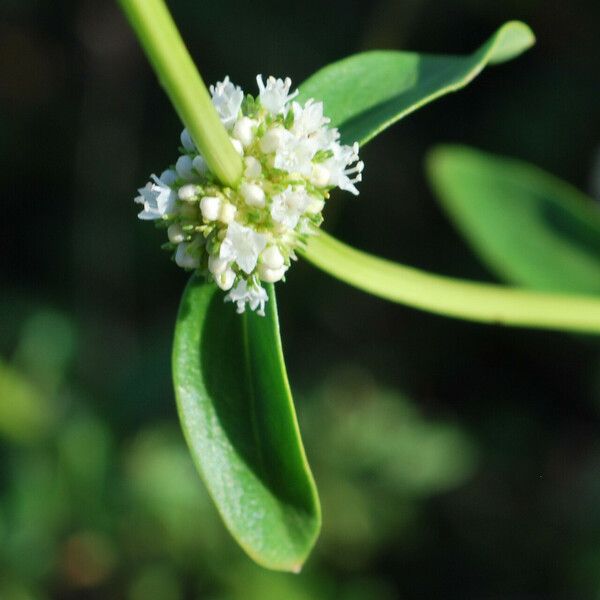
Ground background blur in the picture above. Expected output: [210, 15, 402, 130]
[2, 1, 600, 598]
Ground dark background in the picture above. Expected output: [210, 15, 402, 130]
[1, 1, 600, 598]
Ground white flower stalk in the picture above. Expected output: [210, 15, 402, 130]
[133, 75, 364, 314]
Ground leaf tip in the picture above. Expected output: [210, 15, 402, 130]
[489, 21, 536, 65]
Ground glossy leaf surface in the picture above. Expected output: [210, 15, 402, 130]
[298, 21, 534, 145]
[172, 277, 320, 572]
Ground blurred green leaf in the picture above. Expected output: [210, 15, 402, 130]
[13, 310, 76, 394]
[172, 277, 320, 572]
[297, 21, 534, 145]
[428, 145, 600, 294]
[0, 361, 54, 443]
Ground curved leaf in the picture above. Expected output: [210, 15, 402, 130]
[427, 145, 600, 294]
[172, 277, 320, 572]
[300, 231, 600, 334]
[297, 21, 534, 145]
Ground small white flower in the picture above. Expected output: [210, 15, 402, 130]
[324, 142, 364, 195]
[270, 186, 310, 229]
[219, 221, 268, 274]
[210, 76, 244, 129]
[291, 100, 329, 137]
[135, 174, 177, 220]
[273, 136, 317, 176]
[256, 75, 298, 115]
[225, 279, 268, 316]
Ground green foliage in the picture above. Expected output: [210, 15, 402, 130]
[427, 145, 600, 294]
[172, 277, 320, 572]
[297, 22, 534, 145]
[2, 310, 477, 597]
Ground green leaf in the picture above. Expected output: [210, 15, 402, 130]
[297, 21, 534, 145]
[300, 231, 600, 334]
[427, 145, 600, 294]
[0, 360, 55, 444]
[172, 277, 320, 572]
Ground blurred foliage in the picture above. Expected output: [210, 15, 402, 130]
[0, 311, 476, 599]
[2, 0, 600, 597]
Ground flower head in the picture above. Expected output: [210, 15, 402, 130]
[134, 74, 363, 314]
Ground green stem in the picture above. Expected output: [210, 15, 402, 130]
[301, 231, 600, 334]
[118, 0, 243, 187]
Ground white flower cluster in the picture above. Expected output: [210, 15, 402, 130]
[135, 75, 363, 315]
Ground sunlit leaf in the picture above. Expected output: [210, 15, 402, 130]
[301, 231, 600, 334]
[428, 145, 600, 294]
[172, 277, 320, 572]
[298, 21, 534, 145]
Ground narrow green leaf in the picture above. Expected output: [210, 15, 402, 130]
[427, 145, 600, 294]
[300, 231, 600, 334]
[297, 21, 534, 145]
[172, 277, 320, 572]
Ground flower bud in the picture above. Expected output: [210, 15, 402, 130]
[244, 156, 262, 179]
[261, 245, 284, 270]
[208, 254, 229, 275]
[193, 155, 207, 176]
[180, 128, 196, 152]
[233, 117, 257, 147]
[200, 196, 222, 221]
[311, 164, 330, 187]
[168, 224, 185, 244]
[258, 263, 286, 283]
[219, 202, 237, 224]
[259, 126, 288, 153]
[176, 155, 195, 180]
[178, 184, 198, 201]
[215, 268, 236, 291]
[240, 183, 265, 208]
[306, 197, 325, 214]
[230, 138, 244, 156]
[175, 242, 199, 269]
[159, 169, 177, 186]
